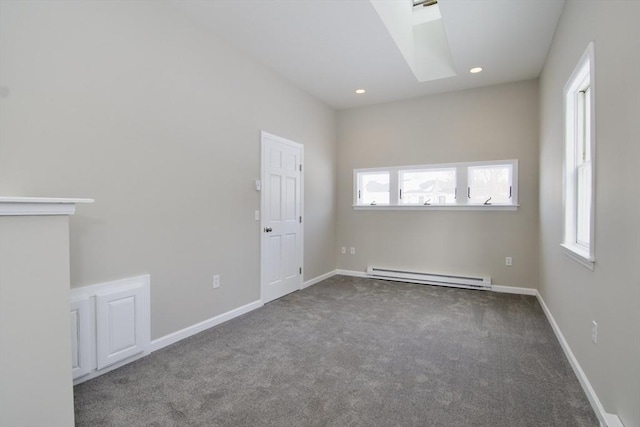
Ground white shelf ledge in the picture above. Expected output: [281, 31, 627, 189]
[0, 197, 94, 216]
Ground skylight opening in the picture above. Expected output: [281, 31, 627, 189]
[371, 0, 455, 83]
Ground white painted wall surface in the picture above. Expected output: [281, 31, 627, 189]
[539, 1, 640, 425]
[0, 1, 337, 339]
[0, 216, 75, 427]
[336, 80, 540, 289]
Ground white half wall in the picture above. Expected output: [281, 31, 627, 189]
[0, 216, 75, 427]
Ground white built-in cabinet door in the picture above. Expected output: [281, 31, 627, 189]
[70, 275, 150, 381]
[96, 283, 149, 370]
[70, 298, 95, 380]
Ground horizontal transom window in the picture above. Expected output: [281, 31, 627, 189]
[353, 159, 518, 210]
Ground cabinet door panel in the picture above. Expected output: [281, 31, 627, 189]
[96, 285, 148, 370]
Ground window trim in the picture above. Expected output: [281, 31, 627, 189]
[562, 42, 596, 270]
[353, 159, 519, 211]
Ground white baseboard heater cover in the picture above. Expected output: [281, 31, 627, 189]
[366, 266, 491, 291]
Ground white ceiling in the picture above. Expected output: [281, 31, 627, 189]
[170, 0, 565, 110]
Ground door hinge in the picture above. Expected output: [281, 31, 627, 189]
[299, 164, 302, 172]
[299, 267, 302, 274]
[299, 216, 302, 223]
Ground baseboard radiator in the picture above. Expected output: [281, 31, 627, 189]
[366, 266, 491, 291]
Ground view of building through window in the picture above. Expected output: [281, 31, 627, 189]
[354, 160, 517, 208]
[468, 165, 512, 205]
[358, 171, 390, 205]
[400, 168, 456, 205]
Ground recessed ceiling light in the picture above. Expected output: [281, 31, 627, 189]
[469, 67, 483, 74]
[355, 89, 366, 94]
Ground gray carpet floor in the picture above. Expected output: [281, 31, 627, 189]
[74, 275, 598, 426]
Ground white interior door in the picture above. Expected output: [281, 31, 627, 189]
[261, 131, 303, 304]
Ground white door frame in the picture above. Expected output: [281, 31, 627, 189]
[260, 131, 304, 303]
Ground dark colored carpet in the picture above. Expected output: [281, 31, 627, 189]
[74, 275, 598, 426]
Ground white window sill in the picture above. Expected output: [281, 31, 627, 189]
[353, 204, 519, 211]
[560, 243, 595, 270]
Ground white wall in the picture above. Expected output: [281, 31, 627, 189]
[337, 80, 540, 289]
[539, 1, 640, 425]
[0, 1, 337, 339]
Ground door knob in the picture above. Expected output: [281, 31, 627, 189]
[264, 227, 273, 233]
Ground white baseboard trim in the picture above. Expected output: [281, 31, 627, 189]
[302, 270, 336, 289]
[491, 284, 537, 295]
[75, 299, 263, 385]
[73, 351, 149, 385]
[603, 413, 624, 427]
[337, 272, 537, 296]
[334, 269, 367, 278]
[536, 292, 623, 427]
[301, 269, 367, 287]
[149, 300, 263, 353]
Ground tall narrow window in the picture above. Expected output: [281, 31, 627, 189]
[563, 42, 595, 269]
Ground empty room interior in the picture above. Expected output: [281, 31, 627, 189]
[0, 0, 638, 426]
